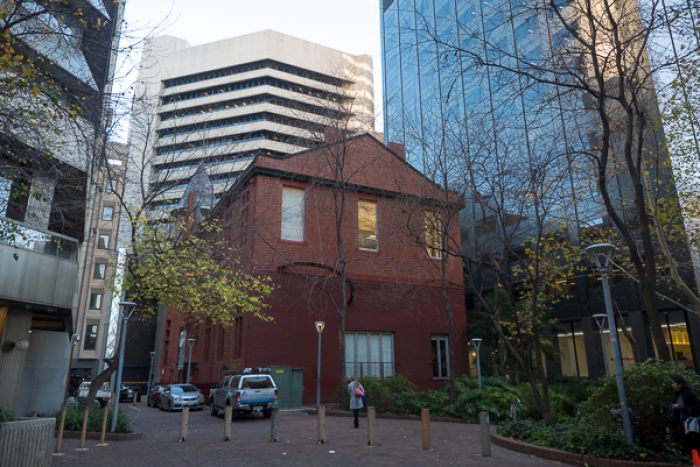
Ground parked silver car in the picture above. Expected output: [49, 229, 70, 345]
[159, 384, 204, 411]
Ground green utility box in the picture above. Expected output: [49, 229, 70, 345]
[269, 366, 304, 409]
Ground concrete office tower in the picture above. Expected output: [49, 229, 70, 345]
[0, 0, 124, 416]
[125, 30, 375, 217]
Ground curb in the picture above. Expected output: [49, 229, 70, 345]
[303, 407, 471, 424]
[490, 432, 683, 467]
[58, 431, 142, 441]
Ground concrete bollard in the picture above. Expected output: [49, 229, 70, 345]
[76, 407, 90, 451]
[421, 408, 430, 450]
[133, 393, 138, 405]
[179, 407, 189, 442]
[317, 406, 326, 444]
[479, 411, 491, 457]
[367, 406, 376, 446]
[270, 408, 278, 442]
[96, 403, 110, 446]
[224, 405, 232, 441]
[53, 406, 67, 456]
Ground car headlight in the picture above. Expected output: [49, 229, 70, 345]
[173, 396, 182, 402]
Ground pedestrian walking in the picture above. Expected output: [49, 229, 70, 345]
[347, 377, 365, 429]
[667, 375, 700, 453]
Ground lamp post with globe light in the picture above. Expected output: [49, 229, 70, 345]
[585, 243, 633, 444]
[468, 338, 483, 389]
[314, 321, 325, 409]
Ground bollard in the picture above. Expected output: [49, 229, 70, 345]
[270, 408, 278, 442]
[53, 406, 67, 456]
[421, 408, 430, 450]
[96, 403, 110, 446]
[133, 393, 138, 405]
[317, 406, 326, 444]
[224, 405, 232, 441]
[179, 406, 189, 442]
[367, 406, 376, 446]
[479, 411, 491, 457]
[76, 407, 90, 451]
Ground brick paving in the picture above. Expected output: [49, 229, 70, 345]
[52, 401, 565, 467]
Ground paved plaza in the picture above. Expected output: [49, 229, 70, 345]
[51, 401, 565, 467]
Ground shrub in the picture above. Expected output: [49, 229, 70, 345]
[518, 379, 592, 421]
[447, 376, 521, 422]
[0, 407, 14, 423]
[581, 360, 700, 451]
[55, 400, 130, 433]
[358, 376, 413, 413]
[498, 419, 688, 463]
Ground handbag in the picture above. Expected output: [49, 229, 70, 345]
[354, 385, 365, 397]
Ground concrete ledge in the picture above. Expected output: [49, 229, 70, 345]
[305, 406, 469, 424]
[491, 432, 683, 467]
[59, 430, 141, 441]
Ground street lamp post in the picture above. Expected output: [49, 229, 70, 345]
[314, 321, 325, 409]
[147, 351, 156, 395]
[585, 243, 633, 445]
[592, 313, 610, 376]
[110, 300, 136, 433]
[186, 337, 196, 384]
[468, 338, 483, 389]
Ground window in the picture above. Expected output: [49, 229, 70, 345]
[661, 311, 695, 370]
[83, 322, 98, 350]
[358, 200, 378, 250]
[432, 335, 450, 379]
[98, 234, 110, 249]
[102, 206, 114, 221]
[89, 293, 103, 310]
[281, 187, 304, 241]
[93, 263, 106, 280]
[345, 332, 394, 378]
[425, 212, 442, 258]
[557, 321, 589, 377]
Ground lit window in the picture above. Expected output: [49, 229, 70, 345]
[557, 321, 589, 377]
[281, 187, 304, 241]
[358, 200, 378, 250]
[102, 206, 114, 221]
[93, 263, 106, 280]
[432, 335, 450, 378]
[89, 293, 103, 310]
[345, 332, 394, 379]
[98, 234, 110, 249]
[425, 212, 442, 258]
[83, 322, 99, 350]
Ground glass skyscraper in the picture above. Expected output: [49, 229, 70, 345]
[380, 0, 700, 377]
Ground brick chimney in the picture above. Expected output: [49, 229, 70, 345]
[324, 126, 343, 144]
[388, 142, 405, 160]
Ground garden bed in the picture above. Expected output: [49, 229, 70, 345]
[492, 432, 684, 467]
[58, 430, 141, 441]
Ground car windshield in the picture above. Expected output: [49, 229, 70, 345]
[241, 376, 273, 389]
[170, 387, 183, 395]
[176, 385, 197, 393]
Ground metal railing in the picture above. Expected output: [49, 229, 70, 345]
[345, 362, 394, 379]
[0, 217, 78, 260]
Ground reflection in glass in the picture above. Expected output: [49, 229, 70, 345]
[358, 200, 378, 250]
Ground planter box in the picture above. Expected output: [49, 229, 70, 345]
[0, 417, 55, 467]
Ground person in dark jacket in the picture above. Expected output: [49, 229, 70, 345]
[669, 375, 700, 453]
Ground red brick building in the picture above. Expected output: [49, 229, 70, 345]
[158, 134, 467, 404]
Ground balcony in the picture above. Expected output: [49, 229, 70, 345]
[0, 217, 79, 310]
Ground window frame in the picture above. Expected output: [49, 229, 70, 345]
[357, 199, 379, 251]
[93, 263, 107, 280]
[424, 211, 443, 259]
[89, 292, 103, 310]
[102, 206, 114, 222]
[280, 186, 305, 242]
[344, 332, 395, 379]
[83, 321, 99, 351]
[431, 335, 450, 379]
[98, 234, 110, 249]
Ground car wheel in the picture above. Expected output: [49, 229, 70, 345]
[263, 409, 272, 418]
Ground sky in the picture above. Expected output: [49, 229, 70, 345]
[121, 0, 384, 130]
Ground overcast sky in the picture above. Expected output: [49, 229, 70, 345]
[122, 0, 384, 130]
